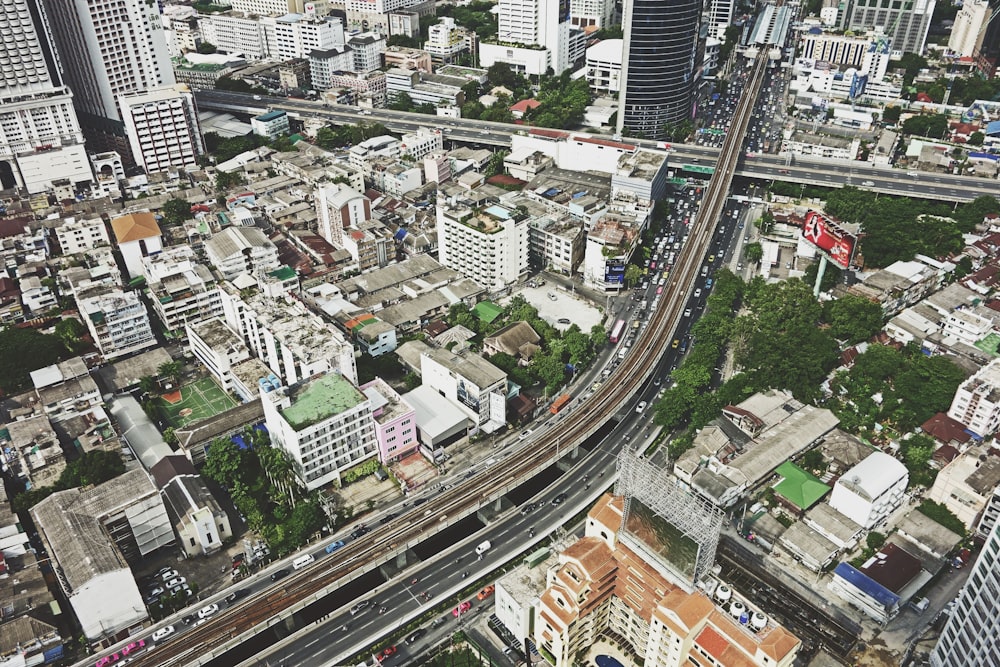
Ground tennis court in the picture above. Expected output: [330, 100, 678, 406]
[157, 377, 238, 428]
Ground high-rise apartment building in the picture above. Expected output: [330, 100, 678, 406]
[931, 520, 1000, 666]
[846, 0, 935, 55]
[436, 202, 529, 291]
[0, 0, 94, 194]
[119, 85, 204, 174]
[41, 0, 175, 159]
[706, 0, 735, 40]
[947, 358, 1000, 439]
[949, 0, 992, 57]
[570, 0, 615, 29]
[617, 0, 703, 140]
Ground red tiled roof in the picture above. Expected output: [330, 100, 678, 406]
[528, 128, 570, 140]
[695, 625, 730, 662]
[921, 412, 972, 445]
[572, 135, 637, 151]
[510, 99, 541, 113]
[933, 444, 961, 465]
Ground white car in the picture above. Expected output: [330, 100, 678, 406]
[198, 604, 220, 619]
[160, 569, 179, 582]
[165, 577, 186, 589]
[519, 429, 533, 441]
[152, 626, 176, 642]
[635, 401, 648, 414]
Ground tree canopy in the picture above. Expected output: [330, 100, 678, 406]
[12, 451, 125, 513]
[523, 72, 592, 129]
[0, 328, 67, 394]
[314, 122, 392, 150]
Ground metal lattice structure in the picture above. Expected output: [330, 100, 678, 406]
[614, 449, 724, 588]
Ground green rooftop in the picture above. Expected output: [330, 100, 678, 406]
[474, 301, 503, 323]
[281, 373, 366, 430]
[268, 266, 297, 281]
[773, 461, 830, 510]
[974, 333, 1000, 357]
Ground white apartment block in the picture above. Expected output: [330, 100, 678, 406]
[119, 85, 204, 174]
[143, 246, 223, 332]
[570, 0, 615, 28]
[400, 127, 444, 161]
[316, 182, 372, 246]
[800, 32, 874, 68]
[77, 289, 157, 360]
[199, 14, 269, 60]
[262, 372, 378, 490]
[20, 276, 57, 314]
[349, 32, 387, 73]
[706, 0, 735, 39]
[348, 135, 400, 175]
[30, 357, 102, 424]
[263, 13, 346, 61]
[423, 152, 451, 184]
[948, 0, 991, 57]
[309, 47, 355, 89]
[928, 446, 1000, 531]
[186, 318, 252, 396]
[436, 203, 529, 291]
[948, 359, 1000, 439]
[220, 285, 358, 387]
[204, 226, 281, 281]
[54, 216, 110, 256]
[528, 213, 585, 275]
[424, 17, 467, 62]
[230, 0, 290, 16]
[828, 452, 908, 529]
[41, 0, 175, 150]
[586, 39, 623, 94]
[583, 212, 643, 290]
[941, 308, 996, 347]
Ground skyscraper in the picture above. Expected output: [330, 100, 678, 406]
[0, 0, 94, 193]
[40, 0, 175, 160]
[479, 0, 571, 75]
[931, 521, 1000, 666]
[617, 0, 703, 140]
[846, 0, 936, 55]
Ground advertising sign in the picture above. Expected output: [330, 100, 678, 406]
[802, 211, 857, 269]
[605, 259, 625, 284]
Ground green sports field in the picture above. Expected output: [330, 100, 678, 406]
[156, 377, 238, 428]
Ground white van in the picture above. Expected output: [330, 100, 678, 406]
[292, 554, 315, 570]
[475, 540, 492, 556]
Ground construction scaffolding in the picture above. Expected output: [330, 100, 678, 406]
[614, 449, 724, 588]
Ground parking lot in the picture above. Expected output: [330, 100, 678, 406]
[506, 284, 604, 333]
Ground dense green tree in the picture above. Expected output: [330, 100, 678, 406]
[158, 360, 183, 385]
[62, 450, 126, 488]
[882, 106, 902, 124]
[563, 328, 593, 366]
[0, 328, 65, 394]
[523, 72, 592, 129]
[968, 131, 985, 146]
[802, 261, 841, 292]
[743, 242, 763, 264]
[823, 295, 883, 343]
[388, 92, 416, 112]
[287, 499, 327, 544]
[589, 324, 608, 349]
[653, 385, 694, 431]
[901, 113, 949, 138]
[954, 195, 1000, 232]
[447, 303, 479, 332]
[896, 53, 928, 87]
[202, 437, 246, 488]
[486, 62, 523, 90]
[437, 1, 498, 39]
[387, 34, 419, 48]
[534, 352, 567, 395]
[625, 264, 643, 287]
[216, 170, 244, 191]
[197, 41, 217, 54]
[160, 197, 192, 227]
[54, 317, 87, 352]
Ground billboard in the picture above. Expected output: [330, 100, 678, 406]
[605, 259, 625, 284]
[622, 497, 700, 583]
[802, 210, 857, 269]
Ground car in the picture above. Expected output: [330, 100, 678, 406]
[181, 614, 197, 625]
[252, 94, 262, 100]
[350, 600, 372, 615]
[547, 292, 558, 301]
[520, 502, 537, 515]
[551, 492, 568, 506]
[683, 308, 692, 318]
[378, 646, 398, 662]
[160, 569, 179, 582]
[636, 401, 648, 414]
[350, 524, 370, 539]
[151, 626, 175, 642]
[557, 317, 571, 325]
[231, 552, 245, 566]
[518, 429, 533, 441]
[477, 585, 496, 600]
[226, 588, 250, 606]
[592, 381, 602, 391]
[169, 583, 191, 596]
[656, 286, 663, 295]
[708, 255, 715, 263]
[270, 568, 291, 582]
[432, 617, 448, 629]
[672, 338, 680, 349]
[452, 601, 472, 617]
[693, 289, 702, 299]
[380, 513, 398, 525]
[325, 540, 346, 554]
[198, 604, 219, 620]
[406, 629, 427, 645]
[164, 577, 186, 589]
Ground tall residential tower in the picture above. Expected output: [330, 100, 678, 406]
[40, 0, 176, 161]
[617, 0, 703, 140]
[0, 0, 93, 193]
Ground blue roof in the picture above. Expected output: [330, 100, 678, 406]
[394, 228, 407, 240]
[833, 562, 899, 608]
[968, 151, 999, 161]
[986, 120, 1000, 136]
[256, 110, 287, 122]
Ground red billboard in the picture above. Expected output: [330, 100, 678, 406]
[802, 211, 857, 270]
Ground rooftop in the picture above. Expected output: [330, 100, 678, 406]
[110, 212, 161, 244]
[422, 346, 507, 389]
[773, 461, 831, 510]
[280, 373, 368, 429]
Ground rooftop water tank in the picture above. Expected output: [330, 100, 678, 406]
[729, 600, 745, 619]
[751, 611, 768, 631]
[715, 585, 732, 603]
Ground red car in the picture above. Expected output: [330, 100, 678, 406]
[452, 601, 472, 617]
[377, 646, 397, 662]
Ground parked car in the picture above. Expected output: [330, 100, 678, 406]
[452, 601, 472, 617]
[159, 569, 179, 582]
[198, 604, 219, 619]
[377, 646, 398, 662]
[164, 577, 186, 589]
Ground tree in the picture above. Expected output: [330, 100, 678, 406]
[158, 360, 183, 385]
[743, 242, 763, 264]
[534, 352, 567, 395]
[387, 34, 418, 48]
[882, 106, 902, 124]
[196, 41, 217, 54]
[487, 62, 522, 90]
[388, 92, 416, 112]
[802, 261, 841, 292]
[62, 450, 126, 488]
[968, 131, 985, 147]
[800, 449, 826, 473]
[484, 150, 508, 177]
[897, 52, 928, 87]
[216, 170, 244, 191]
[625, 264, 643, 287]
[139, 375, 159, 396]
[589, 324, 608, 349]
[54, 317, 87, 352]
[160, 197, 192, 227]
[202, 438, 245, 488]
[823, 295, 883, 343]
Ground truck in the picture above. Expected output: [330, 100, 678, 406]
[475, 540, 492, 556]
[550, 394, 571, 414]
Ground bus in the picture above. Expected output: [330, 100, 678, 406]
[609, 319, 626, 344]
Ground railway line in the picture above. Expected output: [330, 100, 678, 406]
[106, 55, 770, 667]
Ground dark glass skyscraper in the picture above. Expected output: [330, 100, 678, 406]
[617, 0, 703, 140]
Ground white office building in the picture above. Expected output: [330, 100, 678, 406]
[143, 246, 223, 332]
[0, 0, 94, 194]
[186, 318, 252, 396]
[419, 346, 507, 427]
[77, 288, 157, 360]
[262, 372, 378, 490]
[948, 0, 992, 58]
[348, 32, 388, 73]
[706, 0, 735, 39]
[481, 0, 571, 75]
[263, 13, 346, 61]
[316, 182, 371, 246]
[948, 359, 1000, 439]
[570, 0, 615, 29]
[437, 203, 529, 291]
[41, 0, 175, 159]
[424, 17, 467, 63]
[586, 39, 623, 94]
[400, 127, 444, 161]
[119, 85, 204, 174]
[199, 13, 269, 60]
[828, 451, 908, 529]
[846, 0, 936, 55]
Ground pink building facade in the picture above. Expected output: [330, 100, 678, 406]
[361, 378, 419, 463]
